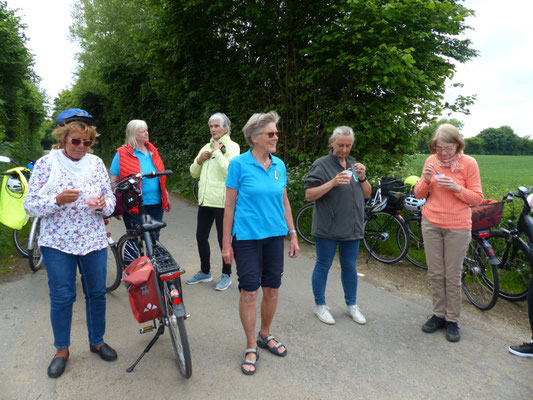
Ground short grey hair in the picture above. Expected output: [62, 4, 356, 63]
[125, 119, 148, 148]
[242, 111, 280, 147]
[329, 126, 354, 144]
[208, 112, 231, 135]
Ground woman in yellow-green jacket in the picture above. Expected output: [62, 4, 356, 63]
[188, 113, 240, 290]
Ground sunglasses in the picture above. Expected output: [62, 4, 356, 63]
[262, 131, 279, 138]
[69, 137, 93, 147]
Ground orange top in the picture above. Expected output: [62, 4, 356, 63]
[414, 154, 483, 229]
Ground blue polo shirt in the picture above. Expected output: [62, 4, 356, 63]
[226, 149, 288, 240]
[110, 150, 161, 205]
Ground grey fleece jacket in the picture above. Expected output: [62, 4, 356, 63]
[303, 153, 366, 241]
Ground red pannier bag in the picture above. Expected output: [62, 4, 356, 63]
[122, 256, 162, 323]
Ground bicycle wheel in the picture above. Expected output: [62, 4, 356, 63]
[164, 281, 192, 378]
[13, 228, 30, 257]
[28, 222, 43, 272]
[363, 212, 409, 264]
[403, 217, 427, 269]
[117, 233, 144, 268]
[105, 244, 123, 292]
[295, 203, 315, 245]
[461, 238, 499, 310]
[192, 180, 199, 203]
[485, 230, 531, 301]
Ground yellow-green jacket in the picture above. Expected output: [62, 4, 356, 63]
[189, 134, 240, 208]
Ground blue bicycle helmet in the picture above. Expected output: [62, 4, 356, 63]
[55, 108, 96, 127]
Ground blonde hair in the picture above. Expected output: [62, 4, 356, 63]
[125, 120, 148, 148]
[242, 111, 280, 148]
[52, 121, 98, 153]
[428, 124, 465, 154]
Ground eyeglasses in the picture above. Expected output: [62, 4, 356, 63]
[262, 131, 279, 138]
[69, 137, 93, 147]
[435, 145, 455, 152]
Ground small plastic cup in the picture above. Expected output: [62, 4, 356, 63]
[435, 173, 446, 181]
[344, 170, 353, 179]
[87, 195, 100, 210]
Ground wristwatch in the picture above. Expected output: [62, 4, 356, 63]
[358, 176, 367, 183]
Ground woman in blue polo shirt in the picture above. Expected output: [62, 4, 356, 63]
[222, 111, 299, 376]
[109, 120, 171, 238]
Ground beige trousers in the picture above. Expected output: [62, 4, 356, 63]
[422, 217, 471, 323]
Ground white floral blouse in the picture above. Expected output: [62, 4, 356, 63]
[23, 150, 116, 255]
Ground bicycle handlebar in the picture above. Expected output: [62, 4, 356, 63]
[115, 170, 173, 192]
[502, 186, 533, 204]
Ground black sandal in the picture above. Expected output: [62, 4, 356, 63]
[257, 333, 287, 357]
[241, 348, 259, 375]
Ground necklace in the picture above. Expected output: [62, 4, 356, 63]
[252, 150, 269, 166]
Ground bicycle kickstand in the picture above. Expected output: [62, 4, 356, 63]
[126, 324, 164, 373]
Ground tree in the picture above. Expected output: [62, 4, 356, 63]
[477, 126, 520, 155]
[68, 0, 478, 186]
[0, 1, 46, 158]
[464, 136, 485, 154]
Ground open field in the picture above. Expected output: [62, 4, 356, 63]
[401, 154, 533, 200]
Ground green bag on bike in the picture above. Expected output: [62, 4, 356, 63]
[0, 167, 29, 230]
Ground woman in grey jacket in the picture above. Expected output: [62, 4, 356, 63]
[304, 126, 371, 325]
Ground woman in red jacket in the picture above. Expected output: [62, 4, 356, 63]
[109, 120, 171, 238]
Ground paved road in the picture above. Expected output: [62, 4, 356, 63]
[1, 194, 532, 400]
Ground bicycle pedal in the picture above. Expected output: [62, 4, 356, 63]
[139, 325, 155, 334]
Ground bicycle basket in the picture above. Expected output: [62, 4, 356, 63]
[470, 200, 504, 231]
[379, 177, 406, 211]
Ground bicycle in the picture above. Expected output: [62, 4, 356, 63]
[481, 187, 533, 302]
[401, 196, 427, 269]
[295, 187, 410, 264]
[363, 187, 409, 264]
[0, 155, 44, 271]
[401, 194, 501, 310]
[110, 170, 192, 378]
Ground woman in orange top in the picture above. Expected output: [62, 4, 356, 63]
[414, 124, 482, 343]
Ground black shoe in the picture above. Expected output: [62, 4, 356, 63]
[90, 343, 118, 361]
[47, 352, 69, 378]
[508, 342, 533, 357]
[445, 321, 461, 342]
[422, 315, 446, 333]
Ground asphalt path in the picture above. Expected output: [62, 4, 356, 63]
[1, 193, 532, 400]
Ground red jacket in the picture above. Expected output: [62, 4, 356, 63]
[116, 142, 169, 214]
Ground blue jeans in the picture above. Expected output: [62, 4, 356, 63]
[41, 246, 107, 349]
[123, 203, 164, 239]
[312, 237, 360, 306]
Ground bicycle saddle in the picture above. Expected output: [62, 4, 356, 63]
[140, 215, 167, 232]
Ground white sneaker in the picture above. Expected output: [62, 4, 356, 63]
[314, 305, 335, 325]
[346, 305, 367, 325]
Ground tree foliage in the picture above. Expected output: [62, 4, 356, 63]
[66, 0, 477, 196]
[0, 1, 46, 160]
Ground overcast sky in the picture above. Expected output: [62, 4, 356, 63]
[6, 0, 533, 138]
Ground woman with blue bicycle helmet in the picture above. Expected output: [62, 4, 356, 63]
[24, 108, 118, 378]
